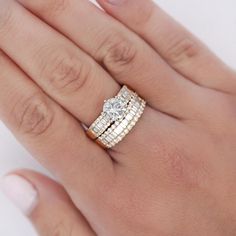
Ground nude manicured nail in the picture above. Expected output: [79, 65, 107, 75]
[0, 175, 38, 216]
[106, 0, 126, 5]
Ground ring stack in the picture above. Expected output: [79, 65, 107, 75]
[87, 85, 146, 149]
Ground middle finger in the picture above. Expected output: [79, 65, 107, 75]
[0, 0, 119, 126]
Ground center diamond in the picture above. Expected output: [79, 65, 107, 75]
[103, 98, 127, 122]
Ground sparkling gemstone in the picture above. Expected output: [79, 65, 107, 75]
[103, 98, 126, 122]
[122, 90, 130, 98]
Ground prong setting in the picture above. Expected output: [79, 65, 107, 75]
[87, 86, 146, 148]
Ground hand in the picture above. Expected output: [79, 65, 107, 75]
[0, 0, 236, 235]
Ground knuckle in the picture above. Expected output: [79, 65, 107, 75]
[162, 140, 208, 187]
[100, 34, 137, 74]
[166, 147, 191, 182]
[13, 93, 54, 136]
[165, 37, 199, 65]
[40, 50, 91, 95]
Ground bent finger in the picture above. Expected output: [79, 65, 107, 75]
[16, 0, 201, 119]
[97, 0, 236, 94]
[0, 170, 96, 236]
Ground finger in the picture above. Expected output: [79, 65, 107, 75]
[96, 0, 236, 94]
[0, 50, 114, 217]
[0, 171, 96, 236]
[16, 0, 201, 118]
[0, 0, 119, 126]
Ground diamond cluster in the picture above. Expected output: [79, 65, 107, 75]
[98, 97, 146, 148]
[87, 86, 146, 148]
[103, 98, 127, 122]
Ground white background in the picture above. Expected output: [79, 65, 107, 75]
[0, 0, 236, 235]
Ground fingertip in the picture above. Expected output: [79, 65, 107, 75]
[0, 173, 39, 216]
[1, 169, 95, 235]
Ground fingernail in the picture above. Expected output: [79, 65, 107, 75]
[106, 0, 126, 5]
[0, 174, 38, 216]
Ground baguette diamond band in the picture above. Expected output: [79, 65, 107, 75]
[87, 86, 146, 149]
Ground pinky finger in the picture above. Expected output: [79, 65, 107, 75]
[0, 170, 96, 236]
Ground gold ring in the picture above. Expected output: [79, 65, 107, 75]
[87, 85, 146, 149]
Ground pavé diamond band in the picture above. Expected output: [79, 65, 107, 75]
[87, 86, 146, 149]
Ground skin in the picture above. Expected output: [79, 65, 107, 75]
[0, 0, 236, 235]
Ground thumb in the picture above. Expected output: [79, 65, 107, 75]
[0, 170, 96, 236]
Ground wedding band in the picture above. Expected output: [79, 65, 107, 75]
[87, 85, 146, 148]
